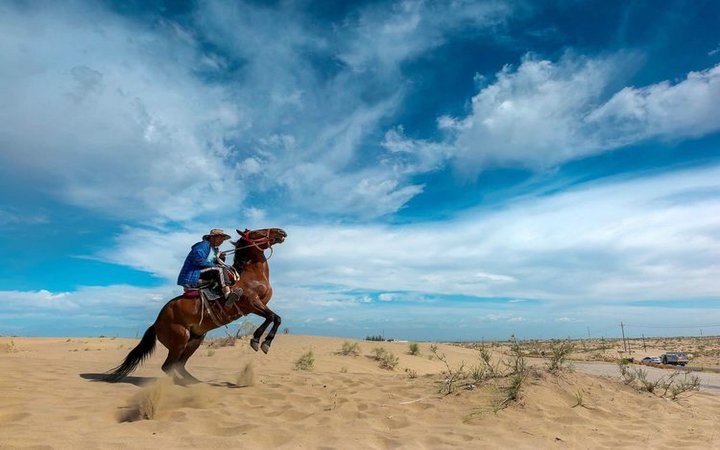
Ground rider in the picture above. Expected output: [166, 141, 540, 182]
[177, 228, 241, 306]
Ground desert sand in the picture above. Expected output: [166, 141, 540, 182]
[1, 334, 718, 449]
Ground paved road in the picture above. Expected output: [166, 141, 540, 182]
[570, 360, 720, 393]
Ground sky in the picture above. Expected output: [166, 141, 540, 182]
[1, 0, 719, 341]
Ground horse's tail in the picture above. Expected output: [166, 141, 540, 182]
[103, 326, 156, 382]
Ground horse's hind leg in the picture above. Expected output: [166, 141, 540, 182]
[250, 315, 273, 352]
[175, 334, 205, 384]
[249, 306, 281, 354]
[156, 323, 190, 382]
[260, 308, 281, 354]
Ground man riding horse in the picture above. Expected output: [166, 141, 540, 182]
[177, 228, 242, 307]
[103, 227, 287, 384]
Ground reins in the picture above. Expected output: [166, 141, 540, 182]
[222, 229, 275, 260]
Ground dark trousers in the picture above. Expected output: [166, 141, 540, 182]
[199, 267, 228, 288]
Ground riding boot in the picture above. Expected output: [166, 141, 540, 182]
[224, 287, 243, 307]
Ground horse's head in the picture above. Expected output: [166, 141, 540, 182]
[235, 227, 287, 250]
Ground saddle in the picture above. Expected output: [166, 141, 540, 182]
[183, 281, 222, 301]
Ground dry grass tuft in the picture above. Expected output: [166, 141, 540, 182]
[1, 339, 18, 353]
[295, 351, 315, 371]
[617, 362, 700, 400]
[338, 341, 360, 356]
[207, 334, 236, 349]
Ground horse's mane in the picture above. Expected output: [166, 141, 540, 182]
[231, 239, 253, 271]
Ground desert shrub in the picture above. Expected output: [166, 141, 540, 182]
[408, 342, 421, 356]
[207, 334, 236, 348]
[2, 339, 17, 353]
[478, 347, 500, 378]
[496, 370, 527, 411]
[371, 347, 387, 360]
[505, 339, 527, 375]
[294, 351, 315, 371]
[430, 345, 466, 395]
[379, 351, 399, 370]
[339, 341, 360, 356]
[617, 363, 700, 400]
[405, 368, 418, 379]
[670, 374, 700, 399]
[547, 341, 575, 373]
[235, 320, 256, 338]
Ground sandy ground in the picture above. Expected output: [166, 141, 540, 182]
[1, 334, 718, 449]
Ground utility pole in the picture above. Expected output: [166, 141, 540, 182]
[642, 333, 647, 352]
[587, 327, 591, 340]
[620, 322, 628, 353]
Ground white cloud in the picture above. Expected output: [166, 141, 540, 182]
[0, 3, 244, 222]
[101, 164, 720, 308]
[0, 1, 515, 221]
[587, 64, 720, 144]
[404, 54, 720, 178]
[338, 0, 510, 72]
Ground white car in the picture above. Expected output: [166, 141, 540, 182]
[641, 357, 662, 364]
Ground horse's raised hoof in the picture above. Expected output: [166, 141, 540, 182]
[250, 338, 260, 352]
[260, 341, 271, 354]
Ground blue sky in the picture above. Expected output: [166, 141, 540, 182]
[1, 0, 719, 341]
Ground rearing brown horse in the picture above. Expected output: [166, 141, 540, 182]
[103, 227, 287, 384]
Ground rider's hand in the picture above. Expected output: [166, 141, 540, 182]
[218, 252, 226, 262]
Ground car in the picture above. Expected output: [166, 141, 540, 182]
[641, 356, 662, 365]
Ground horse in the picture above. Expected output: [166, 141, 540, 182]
[102, 227, 287, 384]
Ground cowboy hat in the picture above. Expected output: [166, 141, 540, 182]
[202, 228, 232, 241]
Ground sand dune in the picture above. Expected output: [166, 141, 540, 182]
[1, 334, 717, 449]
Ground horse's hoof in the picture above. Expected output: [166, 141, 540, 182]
[250, 339, 260, 352]
[176, 377, 201, 386]
[260, 341, 271, 354]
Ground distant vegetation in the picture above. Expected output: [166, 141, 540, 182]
[365, 335, 384, 341]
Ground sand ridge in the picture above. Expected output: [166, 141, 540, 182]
[0, 334, 718, 449]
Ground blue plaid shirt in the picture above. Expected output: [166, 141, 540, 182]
[176, 240, 219, 287]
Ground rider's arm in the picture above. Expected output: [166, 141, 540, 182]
[188, 242, 215, 268]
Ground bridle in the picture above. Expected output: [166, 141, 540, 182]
[223, 229, 276, 259]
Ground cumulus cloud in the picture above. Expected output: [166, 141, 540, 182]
[404, 54, 720, 178]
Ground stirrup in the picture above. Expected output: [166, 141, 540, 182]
[224, 288, 243, 307]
